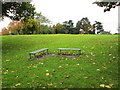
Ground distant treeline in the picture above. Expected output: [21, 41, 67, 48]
[1, 17, 112, 35]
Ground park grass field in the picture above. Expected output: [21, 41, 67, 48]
[2, 34, 119, 88]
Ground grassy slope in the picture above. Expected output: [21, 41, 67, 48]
[2, 34, 119, 88]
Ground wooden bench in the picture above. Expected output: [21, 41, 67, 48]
[57, 48, 81, 55]
[29, 48, 48, 59]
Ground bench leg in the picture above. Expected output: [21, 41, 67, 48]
[77, 50, 81, 56]
[29, 53, 32, 60]
[58, 49, 61, 55]
[29, 53, 36, 60]
[46, 49, 48, 54]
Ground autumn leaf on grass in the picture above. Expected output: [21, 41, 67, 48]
[100, 84, 105, 87]
[46, 70, 49, 72]
[96, 69, 100, 71]
[90, 58, 93, 60]
[46, 73, 50, 76]
[109, 53, 112, 56]
[101, 77, 104, 80]
[41, 63, 44, 65]
[6, 60, 10, 62]
[15, 83, 21, 87]
[109, 84, 113, 87]
[65, 75, 70, 79]
[76, 64, 80, 66]
[3, 70, 9, 75]
[58, 66, 62, 68]
[105, 85, 111, 88]
[90, 52, 94, 55]
[33, 65, 37, 68]
[92, 62, 96, 65]
[113, 56, 116, 59]
[11, 71, 15, 73]
[47, 83, 53, 86]
[3, 72, 8, 75]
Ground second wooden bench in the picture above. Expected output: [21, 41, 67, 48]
[57, 48, 81, 55]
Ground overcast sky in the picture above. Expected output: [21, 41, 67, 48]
[31, 0, 118, 33]
[0, 0, 118, 33]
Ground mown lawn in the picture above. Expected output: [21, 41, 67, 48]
[2, 34, 119, 88]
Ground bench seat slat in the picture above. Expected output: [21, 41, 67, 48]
[29, 48, 48, 54]
[58, 48, 80, 51]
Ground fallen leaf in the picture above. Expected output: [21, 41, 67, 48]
[100, 84, 105, 87]
[65, 75, 69, 78]
[15, 83, 21, 86]
[105, 85, 111, 88]
[113, 57, 116, 59]
[77, 64, 80, 66]
[42, 87, 46, 89]
[46, 73, 49, 76]
[109, 84, 113, 87]
[41, 63, 44, 65]
[97, 69, 100, 71]
[48, 83, 53, 86]
[6, 60, 10, 62]
[109, 53, 112, 56]
[46, 70, 49, 72]
[58, 66, 62, 68]
[101, 77, 104, 80]
[33, 66, 37, 68]
[3, 72, 8, 75]
[92, 62, 96, 64]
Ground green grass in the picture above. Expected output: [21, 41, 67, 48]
[2, 34, 119, 88]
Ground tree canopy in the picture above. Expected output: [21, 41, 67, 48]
[2, 2, 35, 21]
[93, 0, 120, 12]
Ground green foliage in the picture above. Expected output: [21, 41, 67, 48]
[40, 25, 54, 34]
[93, 1, 120, 12]
[53, 23, 65, 34]
[34, 12, 51, 24]
[63, 20, 74, 34]
[93, 21, 104, 34]
[2, 2, 35, 21]
[22, 18, 40, 34]
[2, 35, 118, 88]
[76, 17, 91, 34]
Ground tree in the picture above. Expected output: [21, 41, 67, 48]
[77, 17, 91, 34]
[93, 0, 120, 12]
[34, 12, 51, 24]
[7, 19, 24, 34]
[53, 23, 64, 34]
[2, 2, 35, 21]
[1, 27, 9, 35]
[88, 25, 95, 34]
[22, 18, 40, 34]
[76, 21, 82, 34]
[93, 21, 104, 34]
[63, 20, 74, 34]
